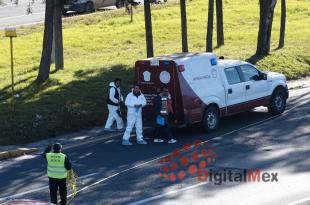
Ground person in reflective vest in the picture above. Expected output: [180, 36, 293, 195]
[153, 87, 177, 144]
[43, 143, 72, 205]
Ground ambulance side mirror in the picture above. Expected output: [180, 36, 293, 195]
[252, 73, 267, 81]
[252, 75, 260, 81]
[178, 65, 185, 72]
[261, 73, 267, 80]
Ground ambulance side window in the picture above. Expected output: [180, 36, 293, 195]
[239, 64, 259, 81]
[224, 67, 242, 85]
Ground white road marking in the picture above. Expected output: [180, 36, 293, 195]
[0, 12, 44, 20]
[286, 197, 310, 205]
[1, 90, 308, 202]
[0, 5, 11, 8]
[127, 182, 209, 205]
[0, 20, 45, 29]
[117, 98, 309, 205]
[0, 172, 98, 202]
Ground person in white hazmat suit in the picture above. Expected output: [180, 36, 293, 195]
[104, 78, 124, 131]
[122, 84, 148, 145]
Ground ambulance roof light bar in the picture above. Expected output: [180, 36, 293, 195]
[210, 58, 217, 66]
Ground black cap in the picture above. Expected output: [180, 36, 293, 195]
[53, 143, 62, 151]
[133, 83, 140, 87]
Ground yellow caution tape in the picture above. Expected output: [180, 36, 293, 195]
[66, 169, 85, 204]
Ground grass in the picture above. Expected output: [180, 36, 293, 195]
[0, 0, 309, 145]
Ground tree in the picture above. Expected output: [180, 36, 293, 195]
[144, 0, 154, 58]
[54, 0, 64, 70]
[36, 0, 54, 83]
[215, 0, 224, 47]
[256, 0, 277, 56]
[36, 0, 65, 82]
[180, 0, 188, 52]
[278, 0, 286, 48]
[206, 0, 214, 52]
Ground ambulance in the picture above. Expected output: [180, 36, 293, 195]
[134, 53, 289, 132]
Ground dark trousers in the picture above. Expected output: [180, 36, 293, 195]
[49, 177, 67, 205]
[154, 116, 173, 140]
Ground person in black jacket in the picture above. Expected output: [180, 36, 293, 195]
[104, 78, 124, 131]
[43, 143, 71, 205]
[153, 88, 177, 144]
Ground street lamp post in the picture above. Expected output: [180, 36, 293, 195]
[4, 27, 17, 113]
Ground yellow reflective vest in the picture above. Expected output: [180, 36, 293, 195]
[46, 153, 67, 179]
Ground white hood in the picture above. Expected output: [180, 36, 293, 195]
[266, 71, 286, 81]
[109, 82, 116, 87]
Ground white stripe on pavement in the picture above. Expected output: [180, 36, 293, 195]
[0, 172, 98, 202]
[116, 99, 310, 205]
[286, 197, 310, 205]
[1, 91, 308, 203]
[0, 12, 44, 21]
[127, 182, 208, 205]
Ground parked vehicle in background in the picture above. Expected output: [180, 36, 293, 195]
[63, 0, 165, 14]
[63, 0, 127, 14]
[150, 0, 167, 3]
[135, 53, 289, 132]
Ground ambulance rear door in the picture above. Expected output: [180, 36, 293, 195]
[134, 58, 184, 122]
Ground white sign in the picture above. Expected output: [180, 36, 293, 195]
[4, 27, 17, 37]
[150, 59, 159, 66]
[143, 71, 151, 82]
[159, 71, 171, 84]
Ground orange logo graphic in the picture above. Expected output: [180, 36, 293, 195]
[159, 140, 217, 182]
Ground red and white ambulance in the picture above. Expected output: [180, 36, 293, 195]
[134, 53, 289, 131]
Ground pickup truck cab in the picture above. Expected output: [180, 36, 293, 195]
[134, 52, 289, 131]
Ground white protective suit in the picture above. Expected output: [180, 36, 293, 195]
[104, 82, 124, 130]
[122, 91, 147, 141]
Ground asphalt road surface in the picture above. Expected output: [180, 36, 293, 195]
[0, 0, 45, 30]
[0, 0, 126, 30]
[0, 87, 309, 205]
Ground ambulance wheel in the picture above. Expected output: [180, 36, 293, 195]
[268, 88, 286, 115]
[202, 106, 220, 132]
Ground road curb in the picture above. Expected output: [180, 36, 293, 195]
[0, 148, 39, 160]
[287, 77, 310, 90]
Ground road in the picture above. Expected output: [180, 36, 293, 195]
[0, 0, 45, 30]
[0, 0, 130, 30]
[0, 87, 309, 205]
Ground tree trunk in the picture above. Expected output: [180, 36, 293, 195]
[256, 0, 277, 56]
[216, 0, 224, 47]
[206, 0, 214, 52]
[54, 0, 64, 70]
[278, 0, 286, 48]
[180, 0, 188, 52]
[36, 0, 54, 83]
[265, 0, 277, 53]
[144, 0, 154, 58]
[51, 29, 55, 64]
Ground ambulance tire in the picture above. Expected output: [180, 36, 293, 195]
[202, 106, 220, 132]
[268, 88, 286, 115]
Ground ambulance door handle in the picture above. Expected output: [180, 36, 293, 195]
[246, 85, 250, 90]
[228, 88, 232, 94]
